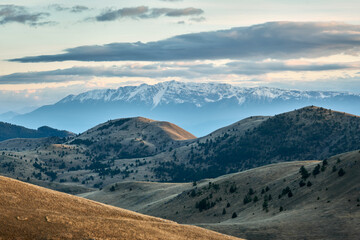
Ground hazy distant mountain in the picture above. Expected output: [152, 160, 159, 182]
[0, 111, 18, 122]
[10, 81, 360, 136]
[0, 122, 74, 142]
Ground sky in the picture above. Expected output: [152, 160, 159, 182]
[0, 0, 360, 113]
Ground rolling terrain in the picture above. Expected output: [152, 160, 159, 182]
[0, 175, 241, 240]
[0, 106, 360, 190]
[150, 106, 360, 181]
[82, 150, 360, 240]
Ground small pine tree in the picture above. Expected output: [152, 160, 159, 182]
[222, 208, 226, 215]
[307, 181, 312, 187]
[253, 196, 259, 202]
[279, 206, 283, 212]
[338, 168, 345, 177]
[226, 202, 230, 208]
[110, 185, 115, 192]
[299, 166, 310, 180]
[299, 180, 306, 187]
[243, 195, 252, 205]
[288, 190, 293, 198]
[332, 166, 337, 173]
[229, 185, 237, 193]
[232, 212, 237, 218]
[262, 198, 269, 212]
[312, 164, 320, 177]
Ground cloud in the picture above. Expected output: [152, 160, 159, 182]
[95, 6, 203, 21]
[96, 6, 148, 21]
[164, 8, 203, 17]
[10, 22, 360, 62]
[49, 4, 89, 13]
[1, 60, 359, 84]
[0, 5, 52, 26]
[189, 16, 206, 22]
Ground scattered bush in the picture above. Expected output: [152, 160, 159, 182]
[338, 168, 345, 177]
[243, 195, 252, 205]
[299, 166, 310, 180]
[229, 184, 237, 193]
[299, 180, 306, 187]
[312, 164, 320, 177]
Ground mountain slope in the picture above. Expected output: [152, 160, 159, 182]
[150, 106, 360, 181]
[82, 150, 360, 240]
[10, 81, 360, 136]
[70, 117, 196, 158]
[0, 121, 74, 142]
[1, 106, 360, 188]
[0, 175, 241, 240]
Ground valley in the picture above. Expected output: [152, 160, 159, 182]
[0, 106, 359, 239]
[81, 151, 360, 239]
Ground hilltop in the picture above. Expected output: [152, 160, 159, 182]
[0, 175, 241, 240]
[82, 150, 360, 240]
[70, 117, 196, 158]
[150, 106, 360, 181]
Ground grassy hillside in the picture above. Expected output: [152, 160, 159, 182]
[83, 150, 360, 240]
[69, 117, 196, 159]
[0, 175, 241, 240]
[151, 106, 360, 181]
[1, 106, 360, 189]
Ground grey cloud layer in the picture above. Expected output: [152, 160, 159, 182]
[96, 6, 203, 21]
[1, 61, 357, 84]
[10, 22, 360, 62]
[49, 4, 89, 13]
[0, 5, 51, 26]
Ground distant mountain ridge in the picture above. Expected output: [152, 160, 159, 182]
[0, 121, 74, 142]
[10, 81, 360, 136]
[59, 80, 348, 106]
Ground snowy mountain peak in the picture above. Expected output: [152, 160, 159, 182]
[58, 81, 354, 107]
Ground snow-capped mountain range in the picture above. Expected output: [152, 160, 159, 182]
[8, 81, 360, 136]
[59, 80, 349, 107]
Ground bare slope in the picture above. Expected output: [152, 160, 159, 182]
[83, 150, 360, 240]
[0, 176, 241, 240]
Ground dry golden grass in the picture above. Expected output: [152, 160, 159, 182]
[0, 176, 242, 240]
